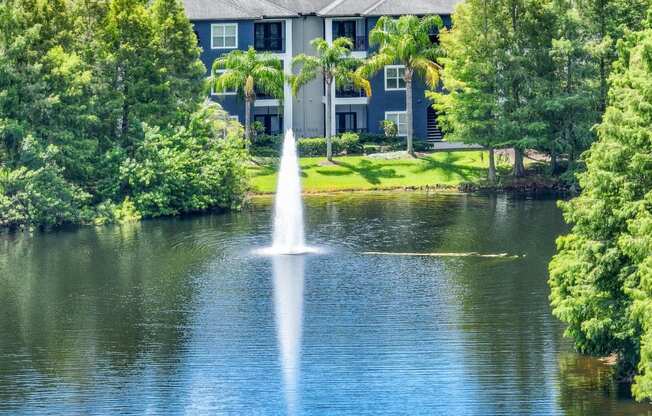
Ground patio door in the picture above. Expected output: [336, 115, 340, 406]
[336, 112, 357, 134]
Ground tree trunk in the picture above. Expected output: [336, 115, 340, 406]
[405, 71, 414, 157]
[550, 147, 557, 175]
[245, 98, 252, 144]
[325, 78, 333, 161]
[488, 147, 496, 184]
[119, 64, 129, 149]
[513, 147, 525, 177]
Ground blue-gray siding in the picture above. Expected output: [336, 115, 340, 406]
[192, 14, 451, 140]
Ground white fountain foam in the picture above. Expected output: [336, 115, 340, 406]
[259, 129, 315, 255]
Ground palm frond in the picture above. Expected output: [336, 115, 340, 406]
[291, 53, 321, 96]
[412, 56, 441, 88]
[356, 52, 393, 79]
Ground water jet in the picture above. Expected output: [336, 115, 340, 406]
[268, 129, 313, 255]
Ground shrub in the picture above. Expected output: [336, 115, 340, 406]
[252, 134, 282, 147]
[297, 133, 362, 157]
[0, 139, 91, 229]
[382, 120, 398, 139]
[297, 137, 327, 156]
[338, 132, 363, 154]
[359, 132, 389, 144]
[119, 105, 249, 218]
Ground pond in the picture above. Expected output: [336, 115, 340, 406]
[0, 193, 651, 415]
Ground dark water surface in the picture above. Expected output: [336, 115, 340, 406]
[1, 193, 651, 415]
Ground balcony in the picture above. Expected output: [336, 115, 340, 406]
[254, 86, 282, 101]
[336, 85, 366, 98]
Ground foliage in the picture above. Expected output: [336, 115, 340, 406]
[213, 47, 284, 141]
[548, 20, 652, 401]
[0, 0, 248, 229]
[119, 104, 249, 217]
[359, 132, 393, 145]
[297, 133, 362, 157]
[431, 0, 648, 178]
[0, 138, 91, 229]
[382, 120, 398, 139]
[428, 0, 504, 176]
[359, 15, 444, 155]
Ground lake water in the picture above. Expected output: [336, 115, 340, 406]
[1, 193, 651, 415]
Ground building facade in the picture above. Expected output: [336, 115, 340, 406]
[184, 0, 457, 140]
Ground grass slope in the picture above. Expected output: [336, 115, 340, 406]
[249, 151, 490, 193]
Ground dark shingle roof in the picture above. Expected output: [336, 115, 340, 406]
[184, 0, 297, 20]
[184, 0, 459, 19]
[363, 0, 459, 16]
[266, 0, 336, 14]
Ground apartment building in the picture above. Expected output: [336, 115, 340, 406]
[184, 0, 458, 140]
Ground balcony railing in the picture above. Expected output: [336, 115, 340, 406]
[336, 35, 366, 51]
[254, 88, 282, 101]
[254, 36, 284, 52]
[335, 86, 366, 98]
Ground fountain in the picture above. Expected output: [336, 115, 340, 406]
[270, 129, 311, 255]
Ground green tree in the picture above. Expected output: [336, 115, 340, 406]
[542, 0, 597, 173]
[359, 15, 443, 156]
[549, 20, 652, 400]
[101, 0, 158, 150]
[429, 0, 504, 182]
[0, 0, 97, 181]
[578, 0, 650, 112]
[213, 47, 284, 142]
[0, 0, 248, 229]
[149, 0, 206, 124]
[291, 37, 370, 161]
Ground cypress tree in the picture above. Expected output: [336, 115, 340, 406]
[549, 17, 652, 400]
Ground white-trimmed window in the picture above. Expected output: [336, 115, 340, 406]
[211, 23, 238, 49]
[229, 115, 239, 122]
[385, 111, 408, 136]
[384, 65, 406, 90]
[211, 71, 237, 95]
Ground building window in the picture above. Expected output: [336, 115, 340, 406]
[254, 22, 283, 52]
[211, 23, 237, 49]
[333, 20, 366, 51]
[385, 111, 408, 136]
[211, 70, 237, 95]
[229, 115, 239, 122]
[384, 65, 406, 91]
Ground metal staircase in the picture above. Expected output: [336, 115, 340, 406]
[426, 107, 444, 143]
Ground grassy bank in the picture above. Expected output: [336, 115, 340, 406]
[249, 151, 492, 193]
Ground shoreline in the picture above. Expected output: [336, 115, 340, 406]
[3, 177, 569, 233]
[248, 177, 571, 198]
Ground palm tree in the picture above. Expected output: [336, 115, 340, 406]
[291, 37, 370, 162]
[359, 15, 444, 156]
[213, 47, 284, 142]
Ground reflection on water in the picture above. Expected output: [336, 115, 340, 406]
[1, 193, 651, 415]
[273, 255, 305, 415]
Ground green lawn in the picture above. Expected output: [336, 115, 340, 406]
[249, 151, 490, 193]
